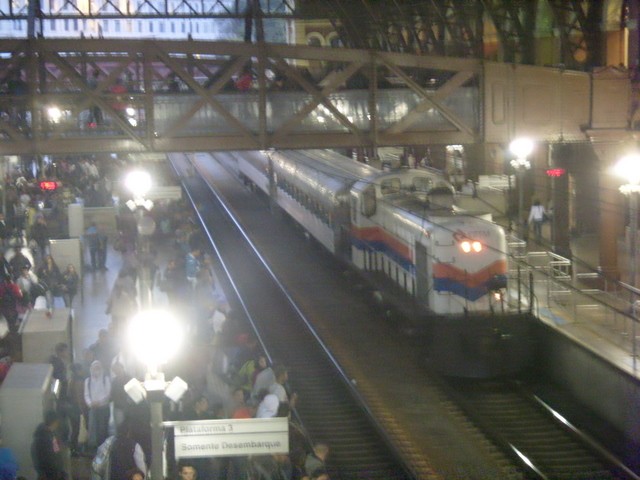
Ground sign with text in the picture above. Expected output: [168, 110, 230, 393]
[172, 418, 288, 458]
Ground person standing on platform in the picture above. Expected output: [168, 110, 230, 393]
[0, 433, 18, 480]
[85, 222, 99, 272]
[176, 461, 197, 480]
[30, 216, 50, 260]
[31, 411, 65, 480]
[185, 246, 202, 290]
[97, 228, 108, 271]
[84, 360, 111, 452]
[0, 251, 11, 281]
[528, 199, 547, 243]
[49, 343, 69, 401]
[60, 264, 79, 308]
[108, 419, 147, 480]
[0, 213, 8, 248]
[37, 255, 62, 311]
[87, 69, 103, 127]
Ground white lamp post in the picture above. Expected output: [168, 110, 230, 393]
[614, 153, 640, 288]
[125, 169, 155, 307]
[125, 310, 187, 480]
[509, 138, 534, 239]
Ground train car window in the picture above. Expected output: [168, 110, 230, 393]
[381, 178, 401, 195]
[351, 197, 358, 221]
[362, 186, 376, 217]
[413, 176, 433, 193]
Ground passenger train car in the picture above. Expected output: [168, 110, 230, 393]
[233, 149, 533, 377]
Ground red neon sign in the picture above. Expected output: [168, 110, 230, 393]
[39, 181, 59, 191]
[545, 168, 566, 177]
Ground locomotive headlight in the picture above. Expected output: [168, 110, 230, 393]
[472, 241, 483, 252]
[126, 106, 136, 117]
[460, 241, 471, 253]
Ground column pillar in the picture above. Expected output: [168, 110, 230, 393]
[591, 142, 629, 280]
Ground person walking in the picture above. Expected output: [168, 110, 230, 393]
[528, 199, 547, 243]
[31, 411, 66, 480]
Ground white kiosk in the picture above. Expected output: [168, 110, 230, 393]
[21, 308, 73, 364]
[0, 363, 56, 480]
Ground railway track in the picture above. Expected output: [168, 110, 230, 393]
[443, 378, 639, 480]
[169, 154, 416, 479]
[171, 151, 639, 480]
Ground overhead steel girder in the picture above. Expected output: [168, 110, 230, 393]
[0, 38, 481, 155]
[481, 0, 537, 64]
[546, 0, 604, 69]
[0, 0, 297, 19]
[315, 0, 483, 57]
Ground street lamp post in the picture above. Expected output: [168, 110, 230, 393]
[125, 310, 187, 480]
[125, 170, 155, 308]
[614, 153, 640, 287]
[509, 138, 534, 240]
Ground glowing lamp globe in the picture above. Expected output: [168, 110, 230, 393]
[125, 170, 152, 198]
[127, 310, 183, 372]
[614, 154, 640, 187]
[509, 138, 534, 159]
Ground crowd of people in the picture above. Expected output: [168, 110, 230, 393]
[0, 155, 333, 480]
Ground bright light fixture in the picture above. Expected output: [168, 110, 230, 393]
[47, 106, 62, 123]
[509, 138, 534, 159]
[125, 170, 152, 198]
[127, 310, 183, 373]
[614, 153, 640, 187]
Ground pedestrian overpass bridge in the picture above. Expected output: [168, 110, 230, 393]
[0, 38, 631, 156]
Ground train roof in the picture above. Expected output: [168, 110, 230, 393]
[302, 149, 378, 179]
[351, 167, 454, 195]
[384, 193, 497, 229]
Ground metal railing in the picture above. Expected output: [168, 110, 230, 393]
[506, 237, 640, 368]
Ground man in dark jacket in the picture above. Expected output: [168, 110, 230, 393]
[31, 410, 65, 480]
[30, 216, 50, 259]
[109, 419, 147, 480]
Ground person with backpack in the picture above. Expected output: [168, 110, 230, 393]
[107, 419, 146, 480]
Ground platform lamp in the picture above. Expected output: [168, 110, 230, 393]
[509, 138, 534, 240]
[125, 169, 155, 307]
[124, 310, 188, 480]
[614, 153, 640, 288]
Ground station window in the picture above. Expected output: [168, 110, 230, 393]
[160, 22, 165, 33]
[171, 22, 175, 33]
[50, 19, 56, 31]
[149, 22, 154, 33]
[103, 21, 109, 32]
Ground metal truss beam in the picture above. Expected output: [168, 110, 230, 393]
[0, 37, 482, 155]
[0, 0, 298, 19]
[547, 0, 604, 69]
[316, 0, 483, 57]
[481, 0, 536, 64]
